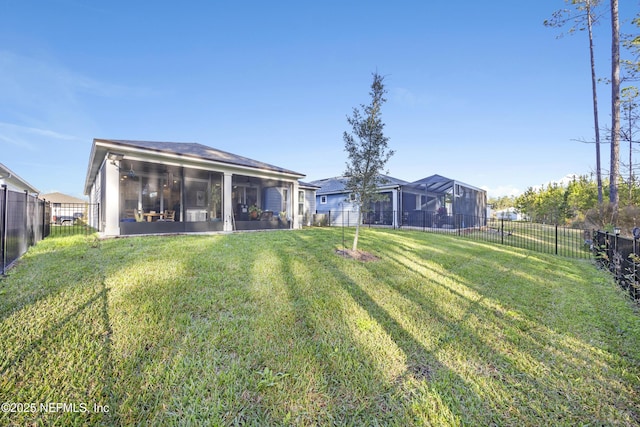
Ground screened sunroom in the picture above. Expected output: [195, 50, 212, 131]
[401, 174, 487, 229]
[84, 139, 312, 236]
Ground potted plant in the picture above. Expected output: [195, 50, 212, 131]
[249, 205, 262, 220]
[279, 211, 288, 222]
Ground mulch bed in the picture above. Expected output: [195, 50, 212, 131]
[335, 249, 380, 262]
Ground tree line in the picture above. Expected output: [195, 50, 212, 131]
[490, 175, 640, 230]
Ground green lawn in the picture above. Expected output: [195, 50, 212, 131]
[463, 221, 590, 259]
[0, 228, 638, 426]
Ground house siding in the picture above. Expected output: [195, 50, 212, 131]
[263, 187, 284, 213]
[316, 193, 359, 226]
[297, 188, 316, 226]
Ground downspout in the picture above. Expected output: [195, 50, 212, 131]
[398, 185, 402, 228]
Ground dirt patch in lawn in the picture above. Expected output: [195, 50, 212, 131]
[335, 249, 380, 262]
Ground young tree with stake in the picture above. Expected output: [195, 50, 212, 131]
[343, 72, 394, 252]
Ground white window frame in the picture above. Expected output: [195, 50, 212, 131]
[298, 190, 305, 216]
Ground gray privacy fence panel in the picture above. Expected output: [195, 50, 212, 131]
[1, 187, 50, 275]
[0, 188, 4, 273]
[5, 190, 27, 270]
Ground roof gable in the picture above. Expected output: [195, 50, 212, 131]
[103, 140, 303, 176]
[85, 139, 305, 194]
[310, 174, 407, 195]
[42, 192, 87, 204]
[409, 174, 484, 194]
[0, 163, 39, 194]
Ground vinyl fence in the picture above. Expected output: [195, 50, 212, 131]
[1, 186, 50, 275]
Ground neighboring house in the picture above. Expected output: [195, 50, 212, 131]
[41, 192, 88, 225]
[0, 163, 39, 194]
[311, 175, 408, 227]
[402, 175, 486, 228]
[494, 207, 523, 221]
[312, 173, 487, 229]
[83, 139, 315, 236]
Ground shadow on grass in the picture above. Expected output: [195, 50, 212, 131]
[1, 229, 638, 425]
[273, 231, 500, 424]
[0, 253, 118, 425]
[359, 228, 640, 424]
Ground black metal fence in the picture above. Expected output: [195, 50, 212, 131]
[1, 186, 49, 275]
[593, 231, 640, 302]
[48, 202, 99, 237]
[313, 210, 591, 259]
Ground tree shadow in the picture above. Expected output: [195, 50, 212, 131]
[1, 229, 638, 425]
[273, 231, 508, 425]
[356, 228, 640, 423]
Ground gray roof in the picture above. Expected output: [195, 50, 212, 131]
[310, 175, 407, 195]
[103, 140, 303, 176]
[407, 174, 484, 194]
[42, 192, 87, 204]
[85, 139, 305, 194]
[298, 181, 321, 189]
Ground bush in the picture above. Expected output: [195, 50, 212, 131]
[584, 204, 640, 236]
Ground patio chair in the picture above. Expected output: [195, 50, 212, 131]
[163, 210, 176, 221]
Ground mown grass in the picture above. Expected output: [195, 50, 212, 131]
[0, 228, 639, 426]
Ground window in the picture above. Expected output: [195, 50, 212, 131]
[298, 190, 305, 216]
[349, 193, 356, 202]
[282, 188, 289, 212]
[320, 195, 327, 204]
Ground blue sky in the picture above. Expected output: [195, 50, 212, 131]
[0, 0, 637, 199]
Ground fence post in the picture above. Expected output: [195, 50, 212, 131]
[41, 198, 45, 241]
[555, 224, 559, 255]
[612, 231, 616, 273]
[1, 185, 6, 275]
[24, 191, 28, 250]
[501, 218, 504, 245]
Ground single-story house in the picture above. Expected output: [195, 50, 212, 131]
[0, 163, 40, 194]
[312, 174, 487, 229]
[84, 139, 316, 236]
[494, 207, 523, 221]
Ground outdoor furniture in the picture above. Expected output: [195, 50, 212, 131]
[143, 211, 163, 222]
[163, 210, 175, 221]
